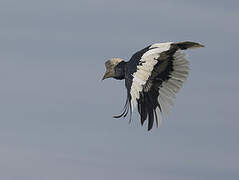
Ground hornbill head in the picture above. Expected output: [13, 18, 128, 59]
[102, 58, 123, 80]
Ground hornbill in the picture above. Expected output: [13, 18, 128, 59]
[102, 41, 204, 131]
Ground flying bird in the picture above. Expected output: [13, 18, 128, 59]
[102, 41, 204, 131]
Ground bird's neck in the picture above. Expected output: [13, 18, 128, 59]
[114, 61, 127, 80]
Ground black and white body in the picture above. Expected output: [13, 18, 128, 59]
[102, 41, 204, 131]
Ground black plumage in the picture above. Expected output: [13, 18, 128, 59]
[103, 41, 204, 131]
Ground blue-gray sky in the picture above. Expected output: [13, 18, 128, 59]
[0, 0, 238, 179]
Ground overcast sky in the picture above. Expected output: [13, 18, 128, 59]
[0, 0, 238, 180]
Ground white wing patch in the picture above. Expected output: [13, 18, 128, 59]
[157, 50, 189, 117]
[130, 42, 172, 109]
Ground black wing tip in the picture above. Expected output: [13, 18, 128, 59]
[175, 41, 205, 50]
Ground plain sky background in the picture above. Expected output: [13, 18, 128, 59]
[0, 0, 238, 179]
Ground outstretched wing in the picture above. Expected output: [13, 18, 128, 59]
[114, 41, 204, 131]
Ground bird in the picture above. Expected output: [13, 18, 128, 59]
[102, 41, 204, 131]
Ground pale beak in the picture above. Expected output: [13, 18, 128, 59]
[102, 72, 111, 80]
